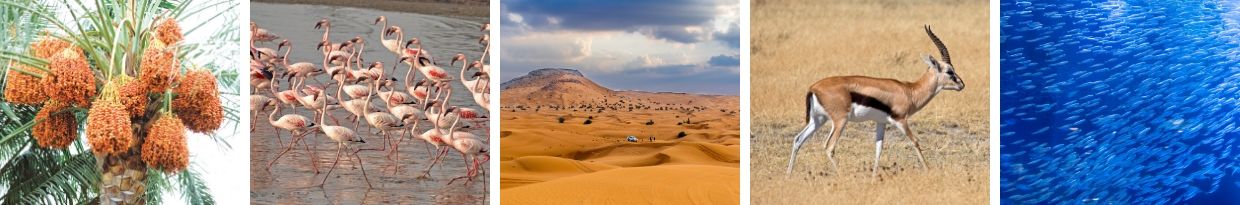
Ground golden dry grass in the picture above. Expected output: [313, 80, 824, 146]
[750, 0, 989, 204]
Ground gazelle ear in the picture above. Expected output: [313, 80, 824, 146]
[922, 54, 941, 71]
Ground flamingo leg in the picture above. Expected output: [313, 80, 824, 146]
[273, 128, 284, 148]
[351, 147, 374, 189]
[419, 147, 450, 179]
[267, 131, 309, 172]
[319, 143, 344, 187]
[301, 132, 320, 174]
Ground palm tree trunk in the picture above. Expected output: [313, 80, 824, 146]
[98, 122, 148, 205]
[97, 153, 147, 205]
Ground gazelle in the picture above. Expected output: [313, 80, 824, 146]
[785, 25, 964, 178]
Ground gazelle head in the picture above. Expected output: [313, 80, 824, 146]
[922, 25, 964, 91]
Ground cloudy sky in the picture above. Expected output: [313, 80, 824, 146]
[501, 0, 740, 95]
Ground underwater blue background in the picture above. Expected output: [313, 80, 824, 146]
[1000, 0, 1240, 204]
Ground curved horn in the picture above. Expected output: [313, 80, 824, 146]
[924, 25, 951, 66]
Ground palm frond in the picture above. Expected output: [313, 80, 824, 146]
[175, 167, 215, 205]
[144, 170, 169, 205]
[0, 147, 97, 204]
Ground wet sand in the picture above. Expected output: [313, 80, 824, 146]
[251, 2, 489, 204]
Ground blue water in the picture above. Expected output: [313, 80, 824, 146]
[1000, 0, 1240, 204]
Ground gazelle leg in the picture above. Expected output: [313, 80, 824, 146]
[787, 94, 832, 175]
[894, 119, 928, 169]
[872, 122, 887, 178]
[785, 116, 824, 174]
[823, 119, 847, 174]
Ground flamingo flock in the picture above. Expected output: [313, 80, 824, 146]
[251, 17, 491, 189]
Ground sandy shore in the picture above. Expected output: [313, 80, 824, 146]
[253, 0, 488, 19]
[749, 0, 990, 204]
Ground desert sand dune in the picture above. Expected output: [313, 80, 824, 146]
[501, 68, 740, 204]
[502, 165, 740, 205]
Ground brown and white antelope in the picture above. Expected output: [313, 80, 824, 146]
[785, 25, 965, 178]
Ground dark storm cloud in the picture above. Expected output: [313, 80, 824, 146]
[503, 0, 728, 44]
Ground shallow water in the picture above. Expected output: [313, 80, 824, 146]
[251, 2, 489, 204]
[999, 0, 1240, 204]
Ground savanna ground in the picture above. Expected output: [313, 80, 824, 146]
[750, 0, 989, 204]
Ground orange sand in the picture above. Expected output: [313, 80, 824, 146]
[500, 93, 740, 204]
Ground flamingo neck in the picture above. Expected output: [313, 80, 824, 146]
[321, 25, 330, 42]
[445, 113, 460, 140]
[479, 44, 489, 64]
[269, 102, 280, 124]
[379, 21, 388, 42]
[364, 81, 375, 114]
[459, 60, 469, 83]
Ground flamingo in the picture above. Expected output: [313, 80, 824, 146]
[401, 40, 451, 82]
[314, 91, 372, 188]
[311, 17, 358, 59]
[328, 68, 377, 134]
[290, 73, 336, 121]
[252, 22, 280, 44]
[361, 71, 406, 159]
[476, 33, 491, 74]
[251, 60, 274, 94]
[252, 41, 281, 65]
[313, 18, 355, 52]
[407, 79, 432, 104]
[314, 19, 357, 59]
[270, 79, 303, 109]
[425, 82, 485, 130]
[468, 70, 490, 111]
[379, 81, 423, 156]
[279, 40, 324, 86]
[424, 83, 459, 129]
[386, 26, 435, 62]
[452, 54, 484, 93]
[319, 40, 353, 66]
[250, 95, 277, 132]
[443, 112, 489, 185]
[374, 16, 402, 55]
[264, 101, 321, 173]
[419, 107, 484, 179]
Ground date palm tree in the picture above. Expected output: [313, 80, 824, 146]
[0, 0, 239, 204]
